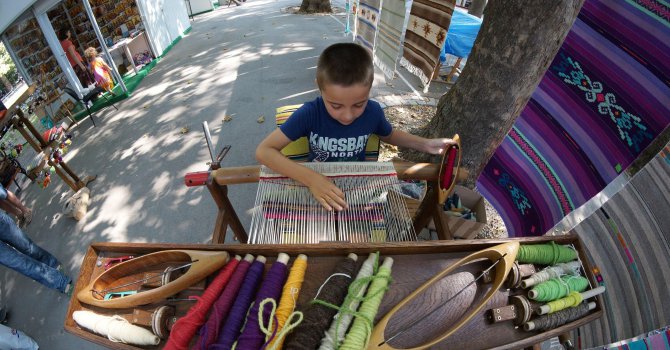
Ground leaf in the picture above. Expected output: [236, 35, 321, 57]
[223, 115, 233, 122]
[180, 127, 190, 134]
[257, 116, 265, 123]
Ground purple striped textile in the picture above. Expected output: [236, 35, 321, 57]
[477, 0, 670, 237]
[399, 0, 455, 91]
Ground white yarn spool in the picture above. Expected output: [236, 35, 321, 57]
[319, 253, 378, 350]
[73, 310, 160, 346]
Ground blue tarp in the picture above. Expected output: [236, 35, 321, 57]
[441, 10, 483, 61]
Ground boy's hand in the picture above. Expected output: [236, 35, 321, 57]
[426, 138, 457, 155]
[307, 174, 348, 211]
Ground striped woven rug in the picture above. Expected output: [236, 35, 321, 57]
[478, 0, 670, 237]
[566, 143, 670, 348]
[399, 0, 455, 91]
[374, 0, 406, 79]
[355, 0, 381, 53]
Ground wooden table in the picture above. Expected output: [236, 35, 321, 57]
[65, 234, 603, 349]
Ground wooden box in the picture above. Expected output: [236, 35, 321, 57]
[65, 235, 602, 349]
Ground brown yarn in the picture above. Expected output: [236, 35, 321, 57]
[284, 254, 358, 350]
[526, 302, 591, 331]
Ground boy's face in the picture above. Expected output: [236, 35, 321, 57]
[320, 83, 371, 125]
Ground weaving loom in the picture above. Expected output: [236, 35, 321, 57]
[249, 162, 416, 244]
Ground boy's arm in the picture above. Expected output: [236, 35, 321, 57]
[255, 129, 348, 211]
[380, 129, 456, 155]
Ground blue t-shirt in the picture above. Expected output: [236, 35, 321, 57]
[280, 97, 393, 162]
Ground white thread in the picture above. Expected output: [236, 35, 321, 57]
[73, 310, 160, 346]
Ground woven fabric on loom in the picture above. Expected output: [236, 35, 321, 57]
[374, 0, 406, 79]
[477, 0, 670, 237]
[399, 0, 455, 90]
[354, 0, 381, 53]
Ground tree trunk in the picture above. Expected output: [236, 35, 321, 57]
[299, 0, 332, 13]
[400, 0, 584, 188]
[467, 0, 486, 18]
[0, 76, 12, 92]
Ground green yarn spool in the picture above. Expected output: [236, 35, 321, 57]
[547, 291, 584, 314]
[517, 242, 577, 265]
[529, 276, 589, 301]
[339, 257, 393, 350]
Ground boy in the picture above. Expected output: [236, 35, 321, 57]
[256, 43, 455, 211]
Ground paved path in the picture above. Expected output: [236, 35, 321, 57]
[0, 0, 450, 348]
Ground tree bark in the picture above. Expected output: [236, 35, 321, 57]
[0, 76, 12, 92]
[299, 0, 332, 13]
[467, 0, 486, 18]
[400, 0, 584, 188]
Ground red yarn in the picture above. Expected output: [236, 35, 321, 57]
[163, 257, 240, 350]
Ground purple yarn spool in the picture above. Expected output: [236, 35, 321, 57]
[236, 253, 290, 350]
[210, 256, 266, 350]
[196, 255, 253, 350]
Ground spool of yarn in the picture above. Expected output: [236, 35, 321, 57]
[73, 310, 160, 346]
[212, 255, 267, 349]
[267, 254, 308, 350]
[523, 302, 595, 331]
[237, 253, 290, 350]
[528, 276, 589, 302]
[517, 242, 577, 265]
[538, 286, 605, 315]
[521, 261, 581, 288]
[320, 252, 378, 350]
[196, 254, 254, 350]
[340, 257, 393, 350]
[164, 255, 241, 350]
[284, 253, 358, 350]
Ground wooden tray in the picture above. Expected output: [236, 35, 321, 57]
[65, 235, 602, 349]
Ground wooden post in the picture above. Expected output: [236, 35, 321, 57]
[206, 178, 247, 244]
[11, 109, 89, 192]
[412, 181, 454, 240]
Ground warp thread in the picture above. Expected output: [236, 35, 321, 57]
[164, 256, 240, 350]
[266, 254, 308, 350]
[320, 252, 379, 350]
[521, 261, 581, 288]
[340, 257, 393, 350]
[283, 254, 358, 350]
[517, 242, 577, 265]
[212, 257, 266, 349]
[73, 310, 160, 346]
[526, 302, 591, 331]
[237, 254, 290, 350]
[545, 291, 584, 314]
[196, 255, 253, 350]
[529, 276, 589, 302]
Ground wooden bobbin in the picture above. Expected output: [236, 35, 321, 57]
[121, 305, 176, 339]
[506, 262, 537, 289]
[481, 262, 537, 289]
[487, 295, 535, 325]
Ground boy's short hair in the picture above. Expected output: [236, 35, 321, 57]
[84, 47, 97, 60]
[316, 43, 374, 90]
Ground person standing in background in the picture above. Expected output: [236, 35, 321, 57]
[84, 47, 115, 93]
[59, 28, 93, 87]
[0, 210, 72, 295]
[0, 184, 31, 228]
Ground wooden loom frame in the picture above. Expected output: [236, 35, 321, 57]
[200, 159, 467, 244]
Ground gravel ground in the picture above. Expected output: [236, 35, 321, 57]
[383, 104, 508, 239]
